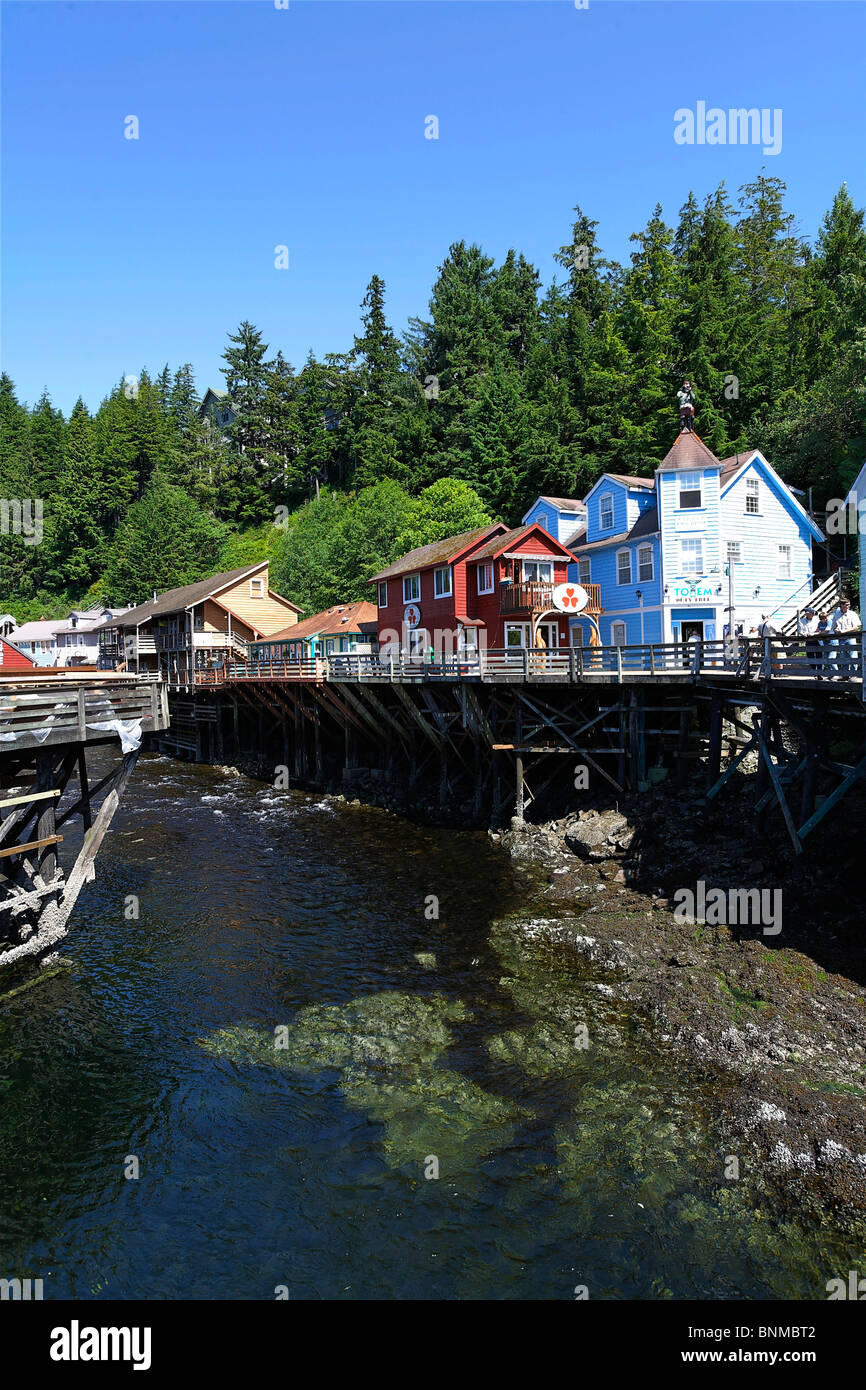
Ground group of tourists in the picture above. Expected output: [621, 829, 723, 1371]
[786, 596, 862, 677]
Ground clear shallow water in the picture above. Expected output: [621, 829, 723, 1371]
[0, 752, 864, 1300]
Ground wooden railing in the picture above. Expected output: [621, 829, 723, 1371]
[193, 634, 863, 688]
[498, 581, 602, 615]
[0, 673, 170, 750]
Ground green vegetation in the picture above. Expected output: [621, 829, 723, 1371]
[2, 175, 864, 616]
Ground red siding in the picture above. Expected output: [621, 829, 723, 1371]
[0, 638, 35, 670]
[374, 526, 573, 651]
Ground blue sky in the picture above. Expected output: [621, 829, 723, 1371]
[2, 0, 864, 415]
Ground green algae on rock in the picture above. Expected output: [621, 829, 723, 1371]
[340, 1064, 529, 1170]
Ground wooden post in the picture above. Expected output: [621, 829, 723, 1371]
[35, 752, 58, 887]
[677, 707, 690, 787]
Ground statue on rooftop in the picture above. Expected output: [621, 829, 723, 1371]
[677, 379, 696, 433]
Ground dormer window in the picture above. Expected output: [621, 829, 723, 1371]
[678, 472, 702, 509]
[599, 494, 614, 530]
[537, 512, 549, 533]
[250, 577, 264, 598]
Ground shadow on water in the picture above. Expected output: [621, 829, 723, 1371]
[0, 751, 864, 1299]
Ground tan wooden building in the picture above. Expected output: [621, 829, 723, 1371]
[97, 563, 300, 689]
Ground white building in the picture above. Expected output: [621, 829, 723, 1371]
[12, 606, 131, 667]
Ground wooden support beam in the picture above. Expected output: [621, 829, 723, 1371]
[0, 834, 63, 861]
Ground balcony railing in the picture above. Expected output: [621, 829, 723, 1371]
[499, 581, 602, 614]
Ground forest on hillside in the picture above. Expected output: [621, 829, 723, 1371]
[1, 174, 864, 620]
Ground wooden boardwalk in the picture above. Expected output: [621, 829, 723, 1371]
[0, 673, 169, 974]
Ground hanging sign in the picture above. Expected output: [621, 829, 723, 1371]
[403, 603, 422, 630]
[552, 583, 589, 613]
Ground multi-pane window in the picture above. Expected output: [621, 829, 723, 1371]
[433, 566, 452, 597]
[611, 622, 627, 646]
[578, 558, 591, 585]
[617, 550, 632, 585]
[727, 541, 742, 564]
[378, 581, 388, 607]
[403, 574, 420, 602]
[778, 544, 792, 579]
[745, 477, 760, 514]
[678, 472, 702, 509]
[681, 538, 703, 574]
[250, 578, 264, 598]
[477, 562, 493, 594]
[637, 545, 654, 582]
[599, 494, 614, 530]
[522, 560, 553, 583]
[536, 513, 549, 533]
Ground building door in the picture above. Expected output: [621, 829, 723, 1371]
[537, 622, 559, 649]
[681, 620, 704, 642]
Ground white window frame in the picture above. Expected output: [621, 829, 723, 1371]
[616, 548, 632, 585]
[680, 537, 703, 575]
[777, 544, 792, 580]
[403, 574, 420, 602]
[745, 477, 760, 514]
[611, 621, 627, 647]
[407, 628, 427, 657]
[727, 541, 742, 564]
[378, 581, 388, 608]
[599, 493, 614, 530]
[522, 559, 553, 584]
[678, 471, 702, 509]
[433, 565, 452, 598]
[536, 512, 549, 533]
[578, 558, 591, 585]
[476, 562, 493, 595]
[249, 577, 265, 598]
[637, 545, 654, 582]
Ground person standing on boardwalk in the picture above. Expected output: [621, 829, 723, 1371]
[799, 606, 820, 675]
[831, 597, 861, 679]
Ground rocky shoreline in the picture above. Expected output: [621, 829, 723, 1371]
[494, 777, 866, 1214]
[213, 749, 866, 1214]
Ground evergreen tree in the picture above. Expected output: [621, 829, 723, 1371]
[101, 473, 229, 604]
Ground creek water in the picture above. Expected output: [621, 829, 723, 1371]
[0, 753, 863, 1300]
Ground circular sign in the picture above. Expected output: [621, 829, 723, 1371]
[403, 603, 422, 630]
[552, 583, 589, 614]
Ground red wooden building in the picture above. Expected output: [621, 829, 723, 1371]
[0, 637, 35, 671]
[370, 522, 579, 658]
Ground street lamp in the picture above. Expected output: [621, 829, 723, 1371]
[635, 589, 644, 645]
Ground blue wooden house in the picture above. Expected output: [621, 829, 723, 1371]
[521, 496, 587, 550]
[525, 433, 824, 648]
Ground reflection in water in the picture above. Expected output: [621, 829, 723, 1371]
[0, 751, 864, 1299]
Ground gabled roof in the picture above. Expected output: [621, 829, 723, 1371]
[845, 460, 866, 505]
[100, 564, 300, 627]
[605, 474, 655, 490]
[370, 525, 505, 581]
[467, 523, 576, 562]
[583, 472, 655, 503]
[12, 620, 62, 640]
[657, 431, 722, 472]
[265, 600, 378, 645]
[535, 495, 587, 512]
[569, 507, 659, 554]
[717, 447, 824, 542]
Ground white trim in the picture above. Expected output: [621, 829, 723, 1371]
[616, 548, 632, 585]
[476, 562, 494, 595]
[378, 581, 388, 608]
[637, 544, 654, 582]
[433, 565, 452, 598]
[599, 493, 614, 530]
[402, 574, 420, 602]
